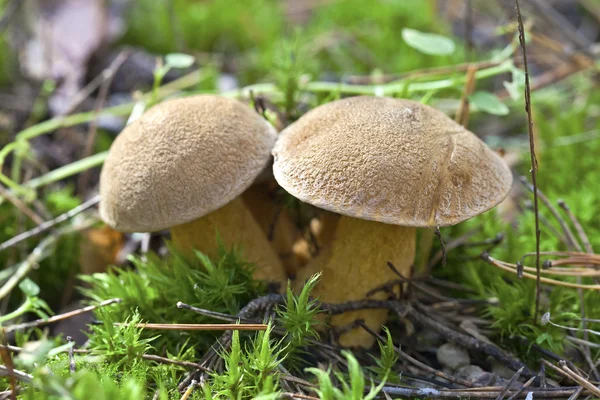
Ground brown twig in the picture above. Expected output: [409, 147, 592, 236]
[464, 0, 473, 61]
[557, 200, 594, 254]
[482, 253, 600, 290]
[455, 64, 477, 127]
[0, 331, 16, 400]
[114, 322, 269, 331]
[515, 0, 541, 323]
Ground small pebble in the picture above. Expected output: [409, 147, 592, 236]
[491, 360, 516, 380]
[437, 343, 470, 371]
[456, 365, 485, 382]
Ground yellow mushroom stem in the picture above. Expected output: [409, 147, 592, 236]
[241, 183, 303, 278]
[170, 197, 288, 291]
[311, 211, 339, 249]
[294, 216, 415, 348]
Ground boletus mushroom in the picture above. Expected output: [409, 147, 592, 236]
[99, 95, 287, 288]
[272, 96, 513, 347]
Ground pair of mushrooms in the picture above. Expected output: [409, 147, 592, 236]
[99, 95, 512, 348]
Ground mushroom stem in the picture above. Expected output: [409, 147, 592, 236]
[294, 215, 415, 348]
[241, 182, 302, 278]
[312, 211, 340, 249]
[170, 197, 288, 290]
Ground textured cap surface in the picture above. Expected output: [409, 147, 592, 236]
[100, 95, 277, 232]
[272, 96, 512, 227]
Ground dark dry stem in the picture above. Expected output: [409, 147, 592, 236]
[0, 331, 16, 400]
[67, 336, 75, 374]
[433, 228, 447, 268]
[515, 0, 542, 324]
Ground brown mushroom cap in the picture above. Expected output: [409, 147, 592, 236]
[100, 95, 277, 232]
[272, 96, 512, 228]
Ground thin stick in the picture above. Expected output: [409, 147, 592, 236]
[483, 253, 600, 290]
[494, 367, 524, 400]
[0, 331, 16, 400]
[0, 366, 32, 384]
[557, 200, 594, 253]
[180, 380, 197, 400]
[0, 195, 100, 252]
[0, 235, 57, 300]
[78, 50, 131, 193]
[455, 64, 477, 126]
[113, 323, 268, 331]
[141, 354, 211, 372]
[0, 184, 44, 225]
[433, 228, 447, 267]
[515, 0, 541, 323]
[67, 337, 75, 374]
[506, 376, 536, 400]
[542, 360, 600, 397]
[4, 298, 121, 333]
[465, 0, 473, 61]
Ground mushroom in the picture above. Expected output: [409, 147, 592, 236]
[99, 95, 287, 288]
[273, 96, 513, 347]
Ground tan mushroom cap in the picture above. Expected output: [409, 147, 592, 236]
[100, 95, 277, 232]
[272, 96, 512, 228]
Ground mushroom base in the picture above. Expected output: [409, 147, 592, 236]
[170, 197, 288, 291]
[294, 216, 416, 348]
